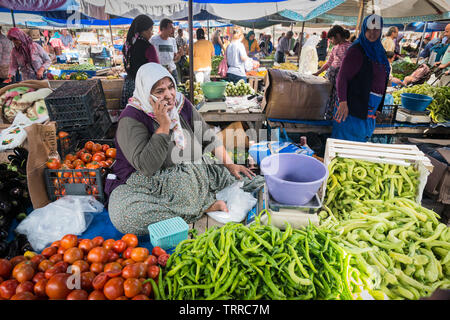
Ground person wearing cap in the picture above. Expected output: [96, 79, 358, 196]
[333, 14, 390, 142]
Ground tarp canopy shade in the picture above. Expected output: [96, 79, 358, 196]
[0, 0, 79, 11]
[281, 0, 450, 24]
[0, 11, 50, 27]
[178, 20, 233, 28]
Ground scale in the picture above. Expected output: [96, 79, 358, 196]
[396, 107, 431, 124]
[256, 184, 321, 230]
[197, 96, 227, 112]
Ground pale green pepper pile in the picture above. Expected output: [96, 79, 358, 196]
[325, 157, 420, 215]
[319, 198, 450, 300]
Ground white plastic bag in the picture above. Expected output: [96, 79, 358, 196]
[16, 196, 104, 251]
[206, 182, 257, 224]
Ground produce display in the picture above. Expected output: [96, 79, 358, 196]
[246, 70, 268, 77]
[272, 62, 298, 71]
[325, 157, 420, 214]
[0, 147, 32, 259]
[320, 198, 450, 300]
[393, 84, 450, 123]
[225, 80, 255, 97]
[157, 215, 368, 300]
[183, 80, 204, 105]
[391, 60, 419, 79]
[51, 63, 97, 71]
[0, 233, 170, 300]
[46, 137, 116, 199]
[0, 86, 50, 123]
[211, 56, 224, 76]
[47, 72, 89, 81]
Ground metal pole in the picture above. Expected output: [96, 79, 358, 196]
[10, 9, 16, 27]
[416, 21, 428, 65]
[297, 21, 305, 64]
[188, 0, 194, 101]
[207, 19, 210, 40]
[108, 15, 116, 66]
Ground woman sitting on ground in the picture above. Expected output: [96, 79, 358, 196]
[106, 63, 263, 235]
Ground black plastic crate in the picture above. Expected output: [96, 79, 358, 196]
[65, 106, 112, 138]
[45, 79, 106, 128]
[376, 104, 398, 125]
[44, 167, 108, 203]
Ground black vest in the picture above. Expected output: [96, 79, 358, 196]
[347, 43, 388, 120]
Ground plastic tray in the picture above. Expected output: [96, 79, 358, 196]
[45, 79, 106, 128]
[148, 217, 189, 250]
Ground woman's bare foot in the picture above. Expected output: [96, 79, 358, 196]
[205, 200, 229, 213]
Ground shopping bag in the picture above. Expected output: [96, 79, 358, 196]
[218, 53, 228, 78]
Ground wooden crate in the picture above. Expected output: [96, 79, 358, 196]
[320, 138, 434, 204]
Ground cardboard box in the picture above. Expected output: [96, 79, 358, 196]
[216, 121, 249, 151]
[425, 148, 450, 205]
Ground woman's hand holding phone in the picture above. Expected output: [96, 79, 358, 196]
[151, 95, 171, 134]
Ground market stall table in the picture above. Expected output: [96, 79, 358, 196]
[198, 101, 266, 140]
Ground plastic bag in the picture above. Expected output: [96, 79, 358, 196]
[16, 196, 104, 251]
[206, 182, 257, 224]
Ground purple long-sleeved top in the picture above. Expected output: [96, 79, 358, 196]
[337, 45, 387, 103]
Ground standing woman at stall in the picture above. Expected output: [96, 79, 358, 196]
[332, 14, 390, 142]
[242, 31, 260, 57]
[121, 15, 160, 109]
[212, 30, 224, 56]
[226, 27, 250, 83]
[6, 28, 51, 81]
[313, 26, 351, 120]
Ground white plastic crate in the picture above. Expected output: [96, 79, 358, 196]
[320, 138, 433, 204]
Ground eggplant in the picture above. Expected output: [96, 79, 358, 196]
[0, 163, 7, 171]
[9, 186, 23, 199]
[0, 241, 8, 258]
[0, 170, 19, 180]
[5, 238, 18, 259]
[13, 147, 28, 161]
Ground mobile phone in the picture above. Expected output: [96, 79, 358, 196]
[150, 94, 158, 102]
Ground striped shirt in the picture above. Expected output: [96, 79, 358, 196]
[323, 41, 351, 70]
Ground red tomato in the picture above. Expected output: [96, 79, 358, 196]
[103, 277, 124, 300]
[87, 247, 108, 264]
[0, 259, 12, 278]
[12, 264, 35, 283]
[15, 281, 34, 294]
[66, 289, 88, 300]
[30, 254, 45, 267]
[123, 278, 142, 298]
[60, 234, 78, 249]
[102, 239, 115, 250]
[45, 273, 72, 300]
[104, 262, 122, 274]
[151, 246, 166, 257]
[92, 152, 106, 162]
[84, 141, 94, 151]
[33, 279, 48, 298]
[72, 260, 89, 273]
[121, 234, 138, 248]
[0, 279, 19, 299]
[90, 262, 104, 274]
[113, 240, 127, 254]
[38, 260, 54, 272]
[65, 154, 76, 162]
[10, 256, 26, 267]
[49, 254, 63, 264]
[32, 272, 46, 284]
[92, 272, 110, 290]
[10, 292, 36, 300]
[80, 272, 96, 291]
[157, 254, 170, 267]
[141, 281, 152, 297]
[101, 144, 110, 152]
[147, 265, 160, 279]
[130, 247, 149, 263]
[88, 290, 107, 300]
[105, 148, 117, 159]
[58, 131, 69, 139]
[46, 158, 61, 169]
[92, 236, 104, 247]
[143, 255, 158, 266]
[80, 153, 92, 163]
[63, 247, 84, 264]
[57, 247, 66, 255]
[78, 239, 94, 253]
[92, 143, 102, 153]
[123, 247, 133, 260]
[106, 250, 119, 263]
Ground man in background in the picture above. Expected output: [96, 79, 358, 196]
[382, 26, 398, 52]
[150, 18, 183, 84]
[60, 29, 73, 49]
[275, 31, 293, 63]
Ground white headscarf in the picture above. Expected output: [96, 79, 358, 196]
[128, 62, 186, 149]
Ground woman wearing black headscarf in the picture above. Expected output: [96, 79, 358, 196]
[121, 15, 160, 109]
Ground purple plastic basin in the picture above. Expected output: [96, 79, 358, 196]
[260, 153, 328, 206]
